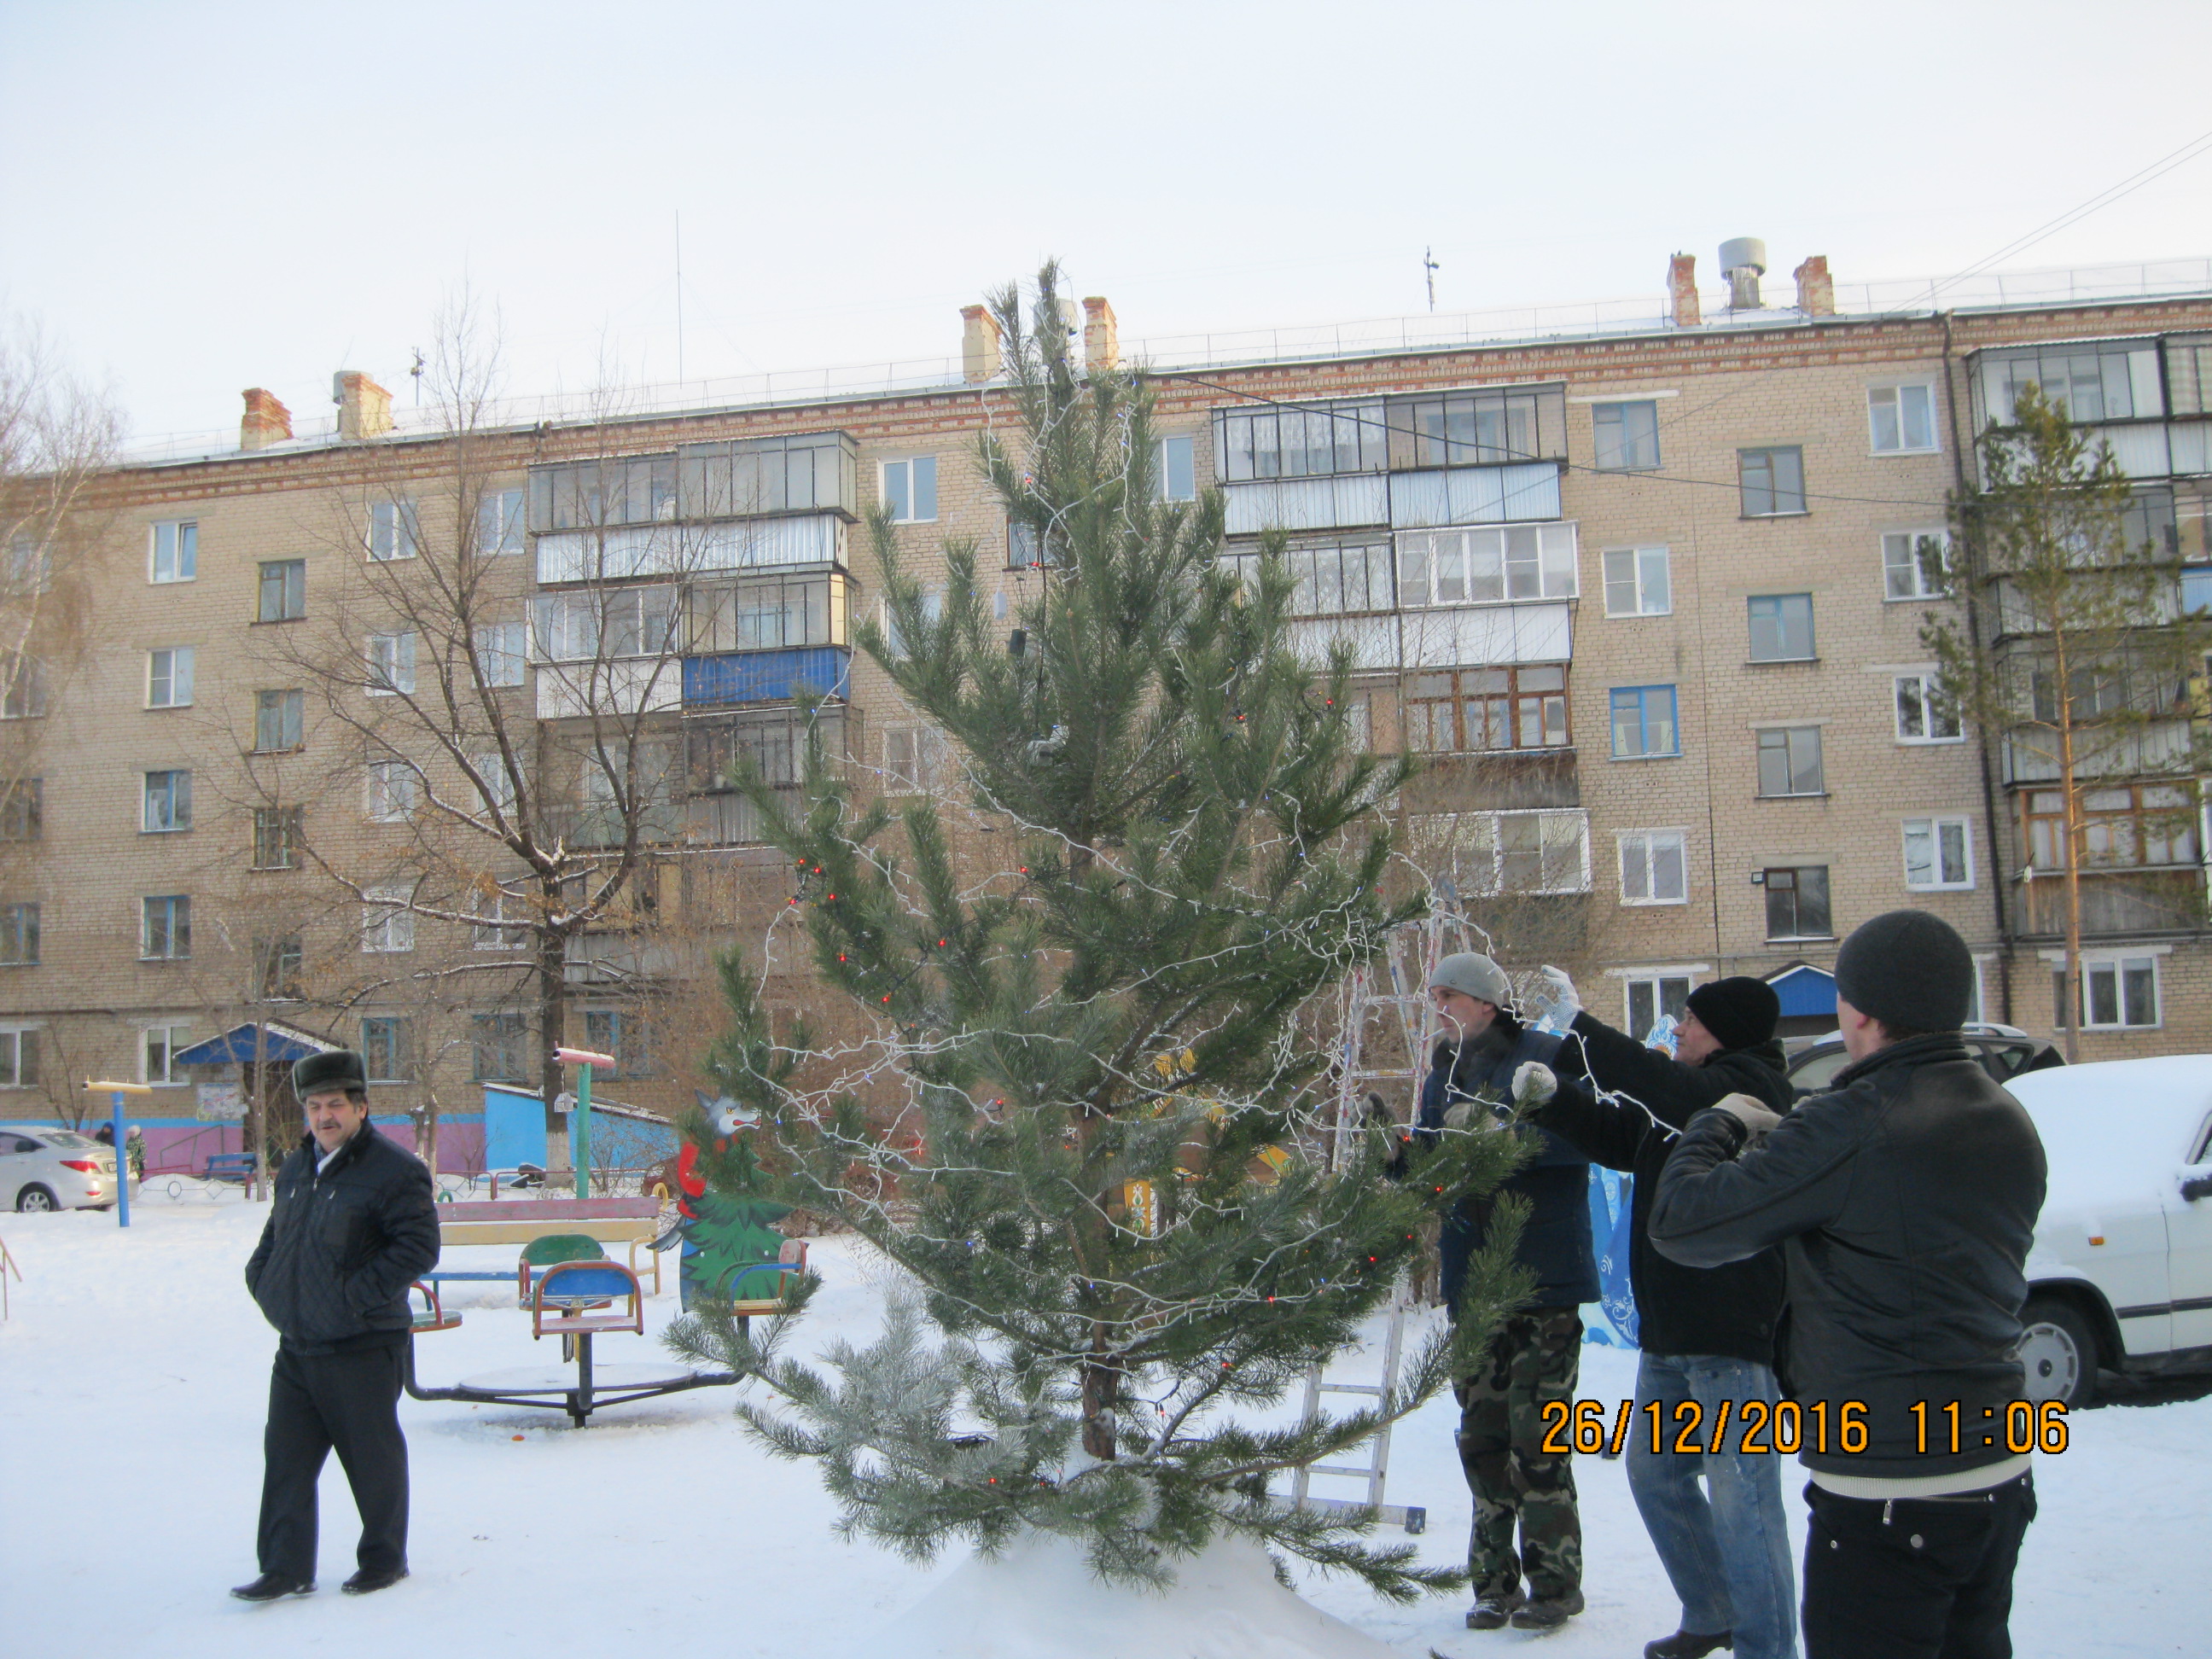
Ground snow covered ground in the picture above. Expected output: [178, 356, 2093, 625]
[2, 1196, 2205, 1657]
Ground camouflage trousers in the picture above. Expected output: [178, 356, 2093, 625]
[1453, 1307, 1584, 1602]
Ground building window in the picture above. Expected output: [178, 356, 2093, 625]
[361, 885, 416, 953]
[141, 895, 191, 960]
[1883, 531, 1949, 601]
[2185, 566, 2212, 614]
[881, 456, 938, 523]
[1221, 540, 1395, 615]
[368, 499, 418, 562]
[0, 1027, 38, 1087]
[877, 589, 942, 661]
[1762, 866, 1832, 940]
[1406, 387, 1559, 467]
[474, 622, 527, 688]
[1592, 401, 1662, 470]
[1610, 685, 1679, 759]
[146, 648, 195, 709]
[150, 521, 197, 583]
[1399, 523, 1579, 605]
[471, 1012, 529, 1082]
[1748, 594, 1815, 661]
[258, 559, 306, 622]
[141, 1023, 190, 1086]
[472, 890, 527, 950]
[1217, 399, 1386, 480]
[1895, 672, 1964, 742]
[1868, 384, 1939, 454]
[470, 753, 517, 815]
[0, 903, 39, 966]
[529, 587, 676, 661]
[584, 1009, 654, 1078]
[1739, 447, 1807, 517]
[1, 655, 48, 719]
[1602, 545, 1670, 616]
[253, 936, 304, 1002]
[3, 534, 48, 595]
[253, 806, 302, 870]
[1624, 975, 1692, 1042]
[366, 632, 416, 696]
[365, 760, 420, 823]
[2056, 956, 2160, 1030]
[478, 487, 526, 555]
[362, 1017, 413, 1082]
[143, 770, 192, 832]
[684, 575, 840, 653]
[1155, 435, 1196, 502]
[1452, 809, 1591, 896]
[251, 689, 301, 753]
[1619, 830, 1688, 905]
[1903, 816, 1974, 889]
[1403, 666, 1569, 753]
[1979, 341, 2162, 428]
[1755, 727, 1825, 797]
[2021, 783, 2200, 870]
[882, 725, 945, 794]
[0, 779, 39, 842]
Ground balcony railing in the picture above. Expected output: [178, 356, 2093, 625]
[682, 645, 851, 708]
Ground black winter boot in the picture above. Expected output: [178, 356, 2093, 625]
[1645, 1632, 1733, 1659]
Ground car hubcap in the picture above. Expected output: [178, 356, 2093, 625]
[22, 1190, 53, 1212]
[2017, 1322, 2080, 1402]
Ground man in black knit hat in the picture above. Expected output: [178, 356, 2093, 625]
[1523, 969, 1798, 1659]
[232, 1050, 439, 1602]
[1646, 912, 2046, 1659]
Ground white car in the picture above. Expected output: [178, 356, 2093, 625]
[2006, 1057, 2212, 1406]
[2, 1128, 118, 1211]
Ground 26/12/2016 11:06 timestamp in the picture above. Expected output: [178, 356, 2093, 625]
[1539, 1399, 2071, 1458]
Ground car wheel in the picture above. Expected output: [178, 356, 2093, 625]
[15, 1185, 57, 1213]
[2018, 1294, 2100, 1407]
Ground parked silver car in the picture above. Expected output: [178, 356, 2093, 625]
[2, 1128, 117, 1211]
[2006, 1057, 2212, 1406]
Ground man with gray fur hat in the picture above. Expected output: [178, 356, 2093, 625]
[233, 1049, 439, 1602]
[1648, 911, 2046, 1659]
[1415, 952, 1594, 1633]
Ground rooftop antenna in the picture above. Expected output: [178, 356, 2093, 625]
[409, 347, 425, 405]
[1423, 247, 1441, 312]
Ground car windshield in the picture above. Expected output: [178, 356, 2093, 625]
[1790, 1046, 1853, 1092]
[39, 1131, 100, 1149]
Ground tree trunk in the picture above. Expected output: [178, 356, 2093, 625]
[2057, 663, 2082, 1065]
[539, 927, 572, 1173]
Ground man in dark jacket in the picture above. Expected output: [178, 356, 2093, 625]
[1416, 952, 1594, 1634]
[1529, 970, 1798, 1659]
[1647, 913, 2046, 1659]
[233, 1050, 439, 1602]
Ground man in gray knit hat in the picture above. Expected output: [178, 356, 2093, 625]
[1647, 911, 2046, 1658]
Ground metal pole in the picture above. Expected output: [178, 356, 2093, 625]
[553, 1049, 614, 1202]
[84, 1081, 153, 1228]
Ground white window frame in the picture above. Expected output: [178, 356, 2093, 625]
[1868, 381, 1941, 456]
[364, 760, 420, 824]
[1451, 808, 1592, 897]
[0, 1023, 39, 1088]
[368, 498, 418, 562]
[1155, 434, 1197, 503]
[880, 456, 939, 524]
[142, 769, 192, 833]
[139, 1022, 191, 1086]
[1894, 671, 1965, 744]
[1621, 973, 1697, 1041]
[1883, 530, 1950, 602]
[146, 646, 195, 709]
[879, 590, 943, 661]
[1755, 725, 1826, 798]
[471, 889, 527, 951]
[1902, 815, 1976, 890]
[478, 487, 526, 556]
[882, 725, 945, 795]
[366, 632, 417, 696]
[361, 884, 416, 953]
[469, 752, 517, 815]
[1617, 829, 1689, 905]
[1601, 545, 1671, 617]
[149, 520, 197, 584]
[1397, 522, 1579, 606]
[474, 621, 527, 688]
[2047, 950, 2164, 1031]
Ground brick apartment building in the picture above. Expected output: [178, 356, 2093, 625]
[3, 248, 2209, 1170]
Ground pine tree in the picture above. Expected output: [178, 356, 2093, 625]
[667, 264, 1534, 1598]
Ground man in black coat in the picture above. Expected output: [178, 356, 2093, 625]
[1528, 970, 1799, 1659]
[1646, 913, 2046, 1659]
[232, 1050, 439, 1602]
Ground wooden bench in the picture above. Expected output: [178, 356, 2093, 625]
[428, 1197, 666, 1295]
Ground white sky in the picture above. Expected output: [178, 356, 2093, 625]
[4, 0, 2211, 445]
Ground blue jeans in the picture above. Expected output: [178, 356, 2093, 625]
[1629, 1352, 1799, 1659]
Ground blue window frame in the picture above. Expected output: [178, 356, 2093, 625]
[1610, 685, 1679, 759]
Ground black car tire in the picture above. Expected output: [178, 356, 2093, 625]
[2017, 1293, 2100, 1408]
[15, 1184, 57, 1213]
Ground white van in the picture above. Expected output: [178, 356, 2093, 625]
[2006, 1057, 2212, 1406]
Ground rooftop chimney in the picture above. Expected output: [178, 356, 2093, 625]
[1082, 296, 1119, 372]
[1667, 254, 1701, 328]
[333, 370, 394, 440]
[1720, 237, 1767, 310]
[240, 387, 293, 451]
[961, 304, 1002, 383]
[1794, 254, 1836, 317]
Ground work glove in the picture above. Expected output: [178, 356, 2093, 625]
[1441, 1097, 1511, 1132]
[1710, 1092, 1783, 1152]
[1529, 964, 1581, 1029]
[1511, 1062, 1557, 1109]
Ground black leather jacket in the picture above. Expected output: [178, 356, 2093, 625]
[245, 1126, 440, 1354]
[1648, 1033, 2046, 1478]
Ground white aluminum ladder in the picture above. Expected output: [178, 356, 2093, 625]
[1287, 1283, 1426, 1534]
